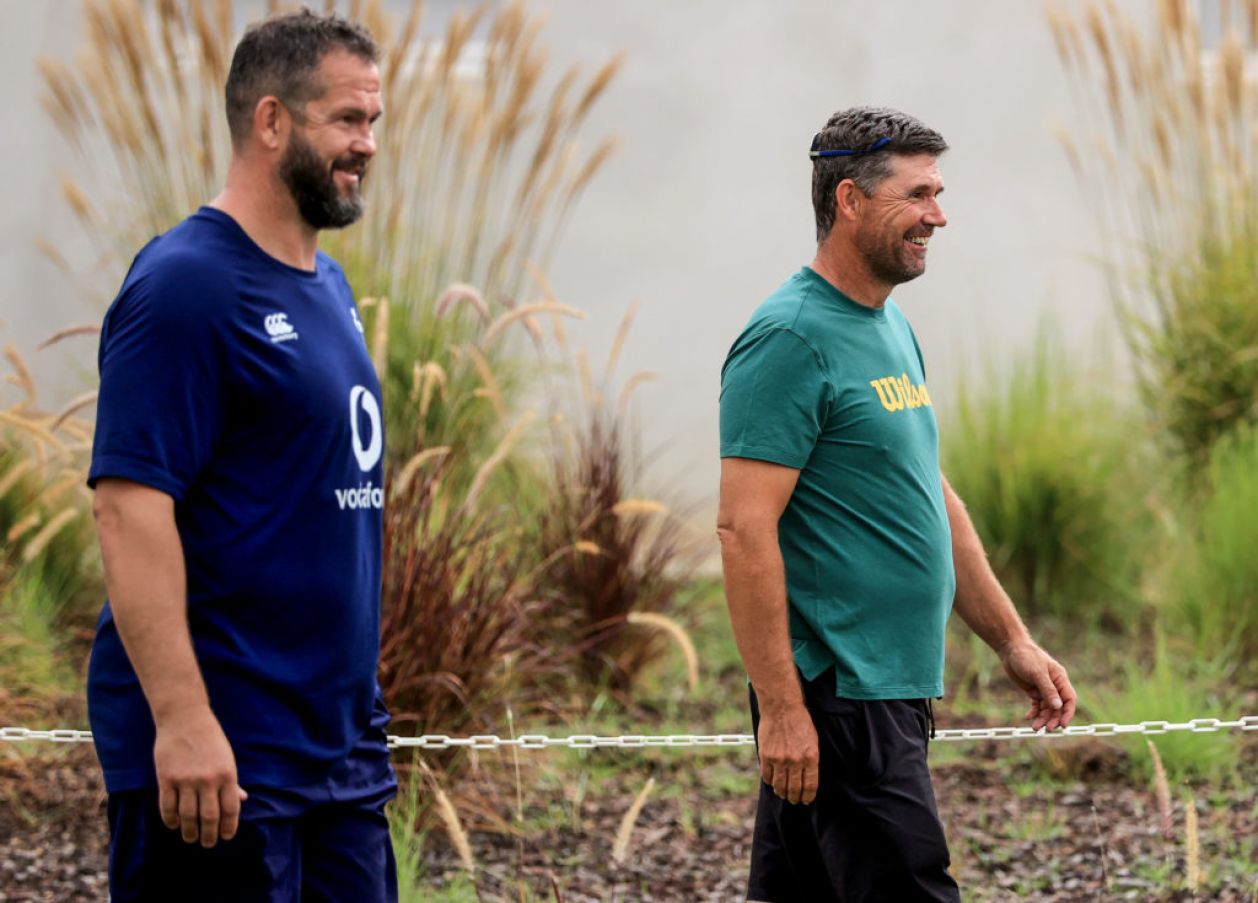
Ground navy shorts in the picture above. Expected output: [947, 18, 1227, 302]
[747, 668, 960, 903]
[105, 716, 398, 903]
[106, 782, 397, 903]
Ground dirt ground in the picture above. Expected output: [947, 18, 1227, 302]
[2, 736, 1255, 902]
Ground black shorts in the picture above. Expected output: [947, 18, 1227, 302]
[747, 668, 960, 903]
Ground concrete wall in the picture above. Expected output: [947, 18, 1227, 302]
[2, 1, 1113, 525]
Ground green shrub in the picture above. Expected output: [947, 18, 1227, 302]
[1169, 423, 1258, 665]
[940, 332, 1147, 623]
[1127, 231, 1258, 468]
[1050, 1, 1258, 467]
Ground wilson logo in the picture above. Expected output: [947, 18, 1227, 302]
[264, 312, 298, 343]
[869, 373, 932, 412]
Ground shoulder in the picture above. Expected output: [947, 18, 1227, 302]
[729, 275, 829, 368]
[317, 252, 354, 297]
[129, 214, 246, 300]
[723, 324, 828, 389]
[105, 220, 241, 340]
[882, 297, 920, 343]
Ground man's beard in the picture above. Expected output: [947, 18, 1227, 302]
[854, 222, 925, 287]
[279, 130, 366, 230]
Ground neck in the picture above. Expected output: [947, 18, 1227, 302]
[209, 160, 319, 271]
[810, 237, 891, 309]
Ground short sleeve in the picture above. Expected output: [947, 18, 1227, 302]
[88, 262, 229, 500]
[719, 327, 830, 468]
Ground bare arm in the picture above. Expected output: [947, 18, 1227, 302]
[942, 474, 1077, 730]
[93, 478, 245, 846]
[717, 457, 818, 804]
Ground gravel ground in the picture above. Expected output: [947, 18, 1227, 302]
[2, 737, 1255, 901]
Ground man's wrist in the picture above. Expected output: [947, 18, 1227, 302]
[150, 692, 214, 730]
[995, 633, 1037, 661]
[753, 678, 807, 716]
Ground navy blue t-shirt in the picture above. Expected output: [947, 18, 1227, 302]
[87, 207, 388, 794]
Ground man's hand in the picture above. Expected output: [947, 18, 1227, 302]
[756, 701, 820, 805]
[153, 706, 248, 847]
[998, 640, 1077, 732]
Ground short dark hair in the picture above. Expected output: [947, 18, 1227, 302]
[810, 106, 948, 242]
[225, 9, 378, 148]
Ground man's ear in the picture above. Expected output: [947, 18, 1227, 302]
[253, 96, 288, 152]
[834, 179, 863, 223]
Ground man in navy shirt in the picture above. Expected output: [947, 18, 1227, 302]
[88, 11, 396, 900]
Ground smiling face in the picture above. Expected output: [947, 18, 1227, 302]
[849, 153, 947, 287]
[279, 49, 382, 230]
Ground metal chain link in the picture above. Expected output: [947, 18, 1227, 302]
[3, 716, 1256, 751]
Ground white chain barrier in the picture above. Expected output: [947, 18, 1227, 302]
[2, 716, 1257, 750]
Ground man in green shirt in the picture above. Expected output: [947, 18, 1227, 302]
[718, 106, 1076, 901]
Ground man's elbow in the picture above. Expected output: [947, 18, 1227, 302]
[716, 512, 775, 554]
[91, 480, 172, 539]
[92, 487, 121, 534]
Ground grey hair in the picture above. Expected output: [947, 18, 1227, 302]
[810, 106, 948, 243]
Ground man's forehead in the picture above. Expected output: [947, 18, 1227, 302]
[886, 153, 943, 186]
[313, 51, 382, 100]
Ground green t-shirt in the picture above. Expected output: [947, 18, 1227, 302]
[719, 266, 955, 699]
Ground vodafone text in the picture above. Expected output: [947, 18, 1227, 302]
[335, 481, 384, 510]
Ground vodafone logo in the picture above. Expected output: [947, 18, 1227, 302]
[336, 385, 384, 511]
[349, 385, 383, 471]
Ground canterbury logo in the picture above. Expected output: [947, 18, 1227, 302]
[264, 312, 298, 343]
[869, 373, 932, 412]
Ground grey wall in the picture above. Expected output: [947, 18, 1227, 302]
[2, 1, 1112, 529]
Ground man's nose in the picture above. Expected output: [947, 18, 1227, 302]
[925, 197, 946, 228]
[353, 128, 377, 158]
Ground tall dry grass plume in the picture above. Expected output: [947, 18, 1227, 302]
[610, 774, 655, 866]
[1048, 0, 1258, 462]
[0, 332, 98, 596]
[1183, 789, 1201, 896]
[0, 329, 102, 718]
[1147, 738, 1174, 839]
